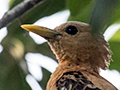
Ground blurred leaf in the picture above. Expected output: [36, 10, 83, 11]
[66, 0, 92, 16]
[2, 64, 31, 90]
[9, 0, 23, 10]
[110, 1, 120, 24]
[1, 20, 34, 89]
[20, 0, 65, 23]
[109, 29, 120, 72]
[2, 23, 36, 53]
[0, 50, 31, 90]
[67, 0, 93, 23]
[90, 0, 120, 34]
[39, 67, 51, 90]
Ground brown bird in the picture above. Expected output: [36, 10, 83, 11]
[21, 21, 117, 90]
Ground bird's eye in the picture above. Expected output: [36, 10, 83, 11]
[65, 26, 78, 35]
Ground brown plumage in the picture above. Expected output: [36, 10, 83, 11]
[21, 21, 117, 90]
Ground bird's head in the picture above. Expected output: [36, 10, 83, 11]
[21, 21, 111, 71]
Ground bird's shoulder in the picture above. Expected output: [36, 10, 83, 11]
[56, 71, 101, 90]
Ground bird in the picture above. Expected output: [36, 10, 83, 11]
[21, 21, 117, 90]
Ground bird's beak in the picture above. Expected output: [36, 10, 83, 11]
[21, 25, 60, 39]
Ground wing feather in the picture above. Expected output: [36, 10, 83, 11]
[56, 71, 101, 90]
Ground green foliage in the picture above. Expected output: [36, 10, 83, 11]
[110, 1, 120, 24]
[66, 0, 91, 16]
[20, 0, 65, 24]
[90, 0, 120, 34]
[0, 0, 120, 89]
[109, 29, 120, 72]
[67, 0, 93, 23]
[0, 49, 31, 90]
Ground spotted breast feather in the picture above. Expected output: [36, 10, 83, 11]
[56, 71, 101, 90]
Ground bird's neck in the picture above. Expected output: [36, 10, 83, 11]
[58, 60, 100, 74]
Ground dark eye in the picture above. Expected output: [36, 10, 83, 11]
[65, 26, 78, 35]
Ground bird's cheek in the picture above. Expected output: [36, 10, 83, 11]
[48, 40, 62, 57]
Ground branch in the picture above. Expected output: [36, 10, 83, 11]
[0, 0, 44, 29]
